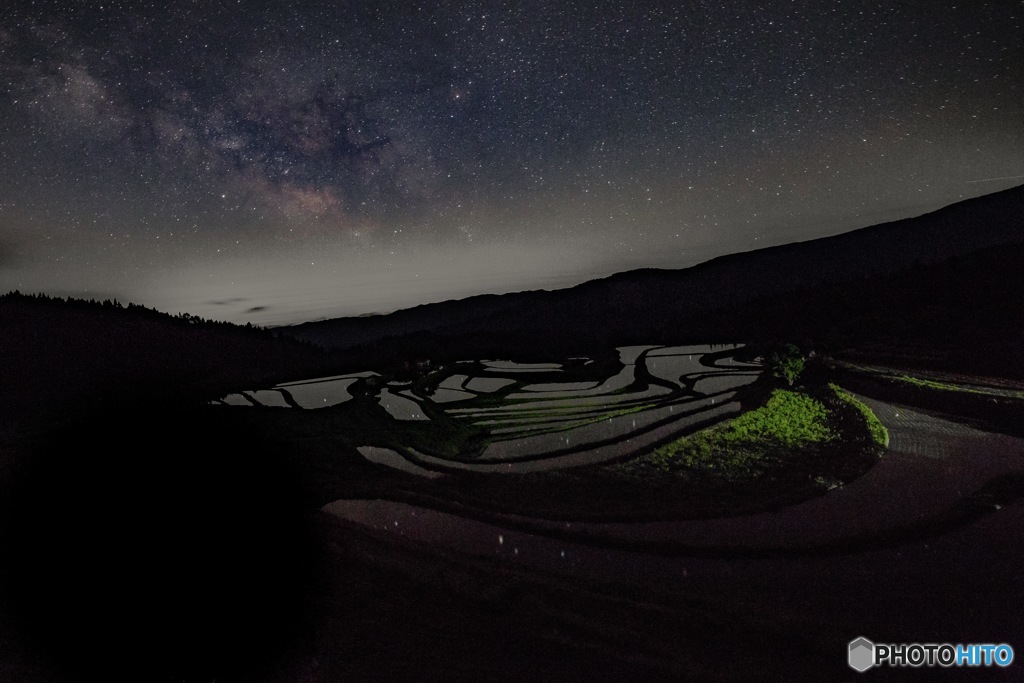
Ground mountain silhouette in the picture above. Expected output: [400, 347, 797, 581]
[283, 185, 1024, 375]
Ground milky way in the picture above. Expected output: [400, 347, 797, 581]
[1, 1, 1021, 324]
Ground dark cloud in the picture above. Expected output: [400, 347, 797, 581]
[206, 298, 249, 306]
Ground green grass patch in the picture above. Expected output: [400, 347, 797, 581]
[612, 389, 832, 479]
[829, 383, 889, 446]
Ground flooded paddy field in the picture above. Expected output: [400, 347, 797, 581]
[204, 339, 914, 527]
[213, 344, 759, 475]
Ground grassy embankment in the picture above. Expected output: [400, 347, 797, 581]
[826, 360, 1024, 438]
[610, 379, 887, 485]
[612, 389, 833, 479]
[830, 383, 888, 446]
[415, 372, 889, 521]
[892, 374, 1024, 398]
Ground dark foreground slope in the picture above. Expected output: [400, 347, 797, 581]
[285, 186, 1024, 375]
[0, 301, 343, 681]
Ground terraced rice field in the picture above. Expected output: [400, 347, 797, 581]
[465, 377, 516, 392]
[214, 344, 761, 474]
[381, 389, 429, 420]
[216, 372, 379, 409]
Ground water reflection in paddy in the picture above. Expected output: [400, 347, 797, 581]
[438, 374, 471, 390]
[428, 387, 477, 403]
[506, 364, 636, 399]
[379, 389, 429, 421]
[465, 377, 516, 392]
[247, 389, 291, 408]
[283, 377, 359, 408]
[483, 360, 563, 370]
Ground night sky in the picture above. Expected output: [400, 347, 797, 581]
[1, 1, 1021, 325]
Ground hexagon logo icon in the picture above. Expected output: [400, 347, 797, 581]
[849, 637, 875, 672]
